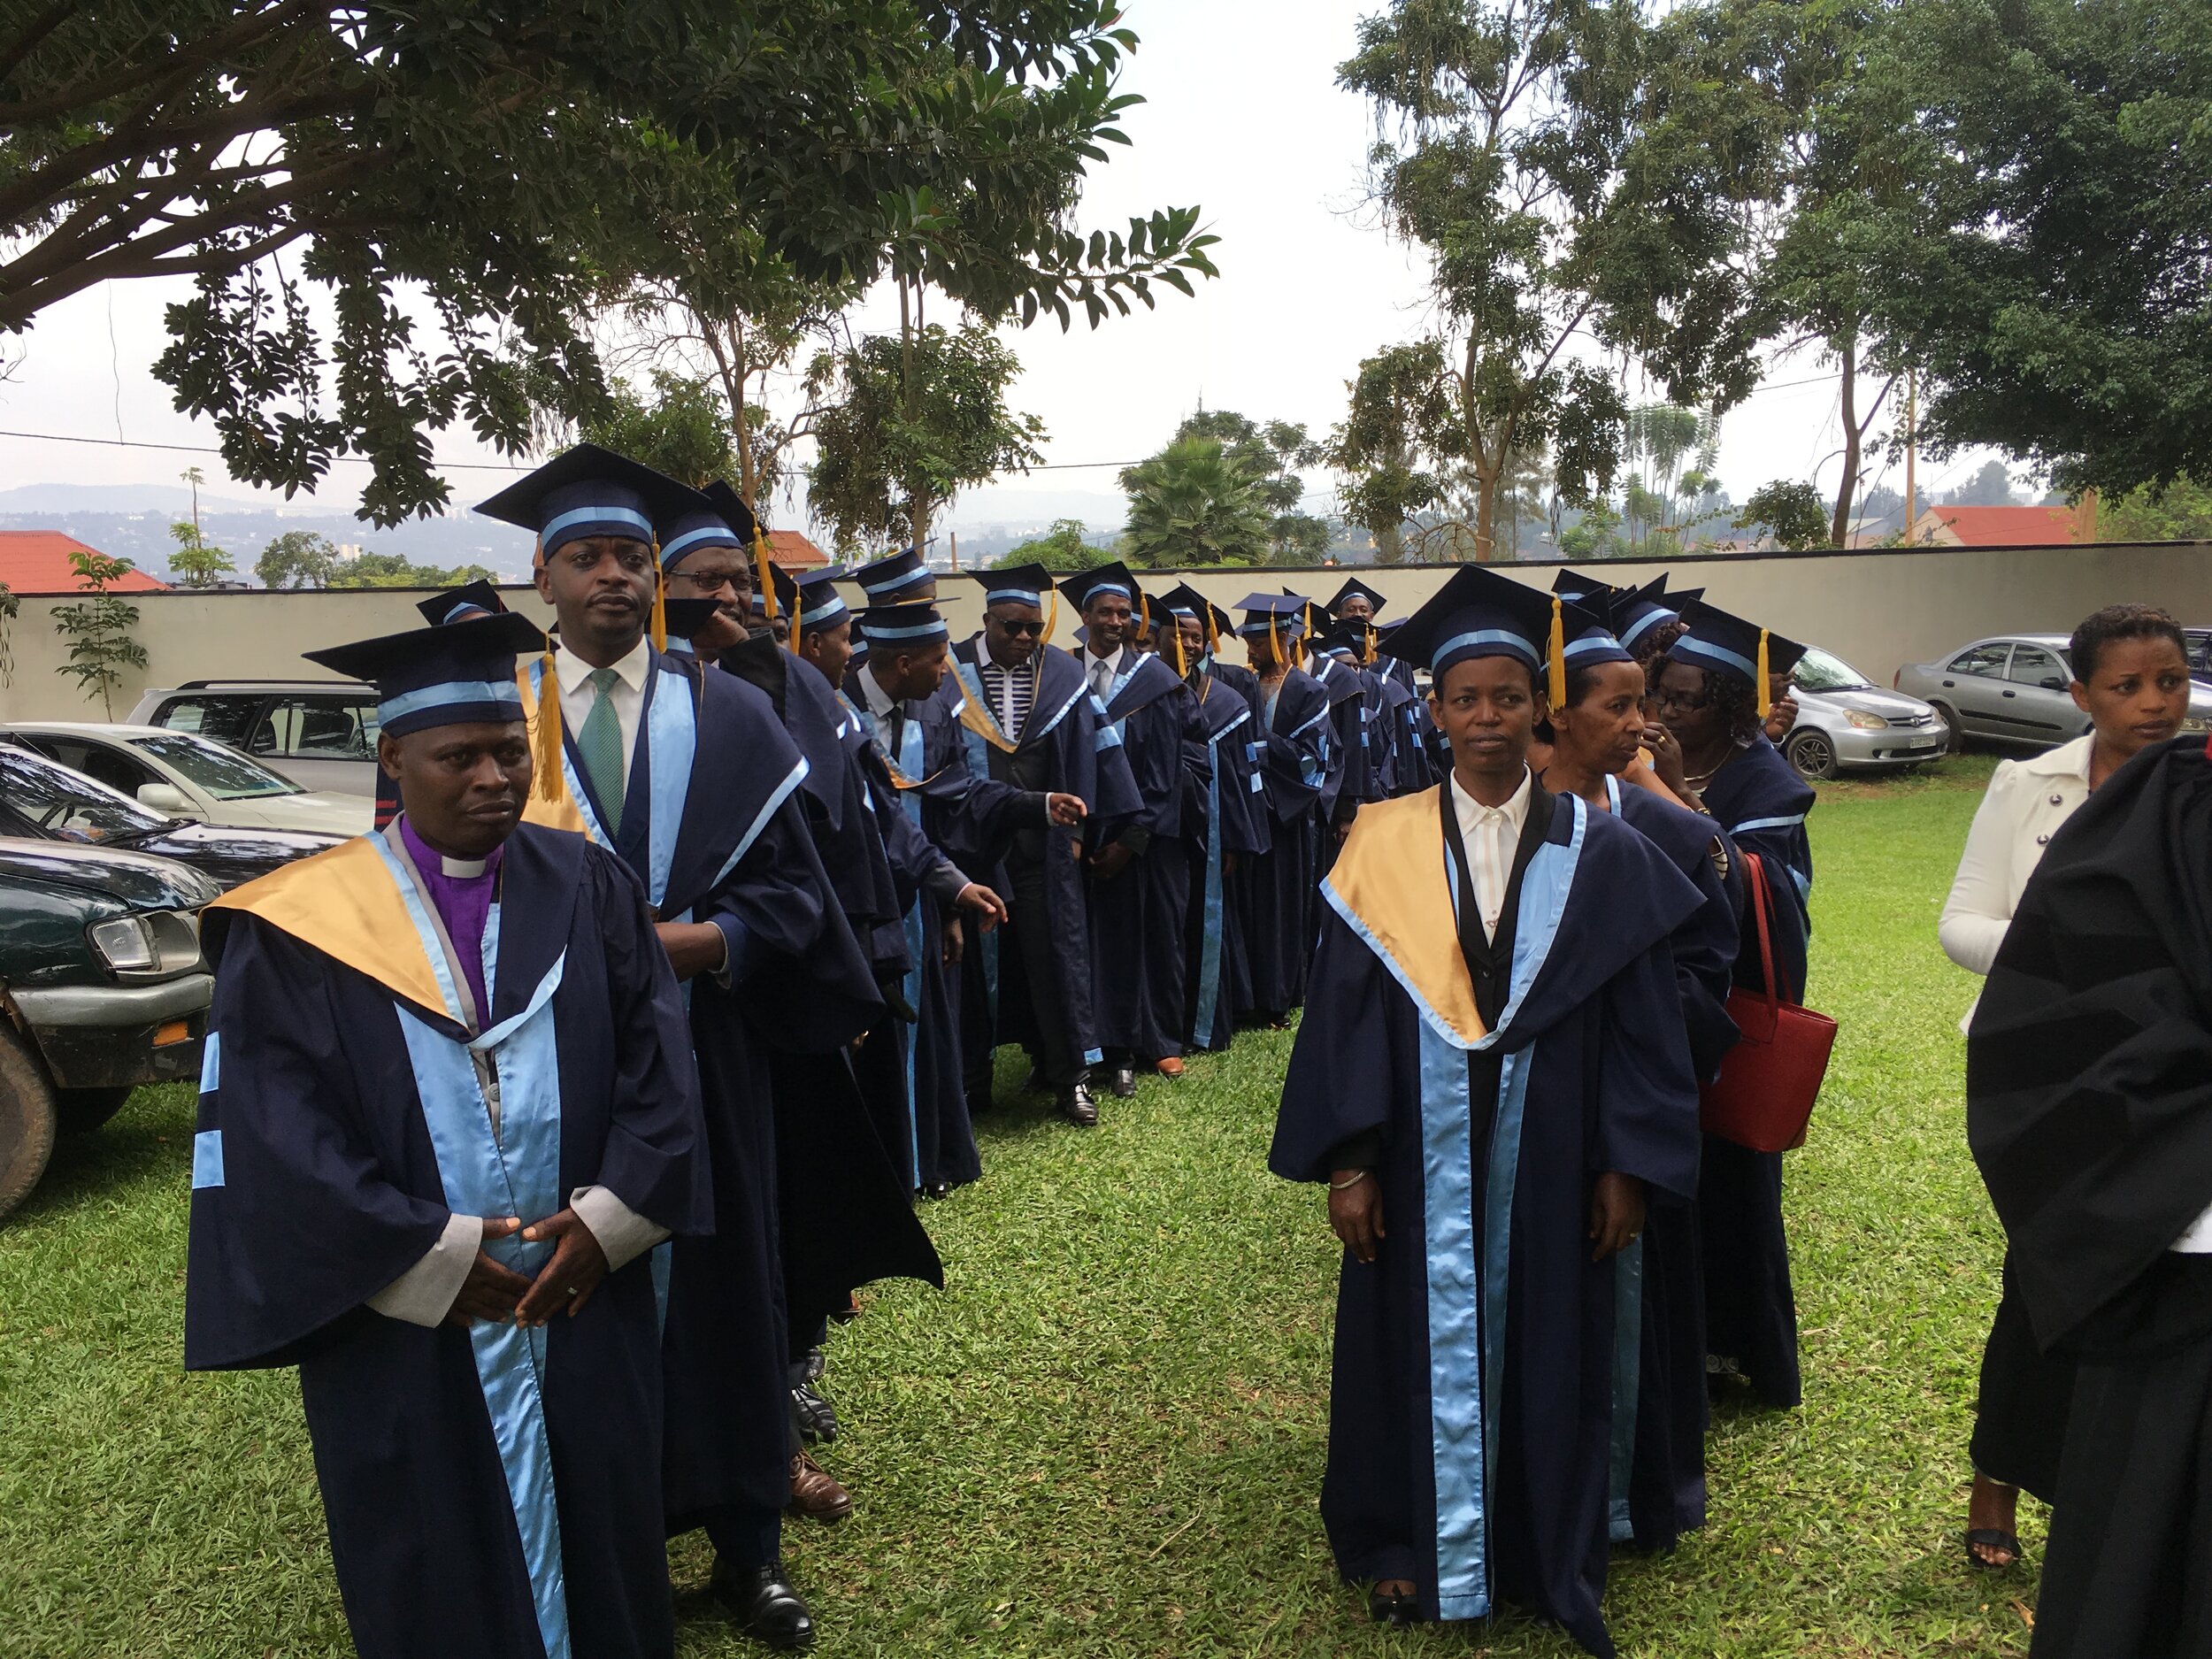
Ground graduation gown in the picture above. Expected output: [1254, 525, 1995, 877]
[1601, 777, 1744, 1553]
[944, 636, 1141, 1078]
[1694, 733, 1816, 1409]
[1184, 666, 1264, 1053]
[1384, 673, 1439, 797]
[1087, 651, 1206, 1060]
[1234, 667, 1331, 1020]
[1970, 736, 2212, 1659]
[1270, 783, 1704, 1656]
[521, 649, 886, 1527]
[185, 826, 712, 1659]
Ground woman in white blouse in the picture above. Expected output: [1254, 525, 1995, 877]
[1941, 604, 2196, 1570]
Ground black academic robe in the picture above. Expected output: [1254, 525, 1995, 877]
[1183, 665, 1266, 1053]
[1384, 673, 1439, 797]
[1234, 667, 1331, 1021]
[1603, 778, 1744, 1554]
[1970, 736, 2212, 1659]
[526, 649, 885, 1529]
[1311, 654, 1368, 833]
[1087, 651, 1206, 1061]
[844, 671, 1025, 1191]
[944, 636, 1141, 1079]
[1694, 733, 1816, 1409]
[1270, 784, 1704, 1657]
[186, 826, 711, 1659]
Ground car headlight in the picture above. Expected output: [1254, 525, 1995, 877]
[1845, 711, 1889, 730]
[88, 910, 203, 978]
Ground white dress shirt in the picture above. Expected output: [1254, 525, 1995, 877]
[553, 636, 652, 794]
[1086, 642, 1129, 703]
[856, 659, 901, 753]
[1449, 766, 1534, 942]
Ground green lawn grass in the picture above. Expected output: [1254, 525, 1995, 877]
[0, 757, 2038, 1657]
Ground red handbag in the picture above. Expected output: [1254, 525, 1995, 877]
[1699, 852, 1837, 1154]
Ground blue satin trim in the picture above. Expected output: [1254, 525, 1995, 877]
[386, 871, 572, 1659]
[1031, 678, 1089, 740]
[641, 661, 696, 910]
[191, 1130, 225, 1189]
[897, 717, 927, 1185]
[1671, 634, 1758, 681]
[949, 690, 1004, 1025]
[711, 757, 810, 892]
[1730, 812, 1806, 833]
[377, 680, 526, 726]
[1608, 1235, 1646, 1542]
[199, 1030, 221, 1091]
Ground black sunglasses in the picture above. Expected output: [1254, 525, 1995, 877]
[996, 618, 1046, 639]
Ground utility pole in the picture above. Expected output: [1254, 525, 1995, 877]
[1901, 370, 1917, 544]
[949, 530, 959, 572]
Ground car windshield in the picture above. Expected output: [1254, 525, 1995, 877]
[0, 747, 168, 843]
[1791, 646, 1875, 693]
[129, 732, 302, 800]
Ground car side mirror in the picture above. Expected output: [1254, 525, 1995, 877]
[2039, 675, 2068, 692]
[136, 782, 194, 816]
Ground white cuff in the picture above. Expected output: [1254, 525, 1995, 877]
[569, 1184, 671, 1272]
[367, 1211, 481, 1326]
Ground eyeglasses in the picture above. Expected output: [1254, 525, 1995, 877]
[996, 618, 1045, 639]
[670, 566, 746, 595]
[1650, 687, 1712, 714]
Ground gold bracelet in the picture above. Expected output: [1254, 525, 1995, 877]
[1329, 1170, 1373, 1192]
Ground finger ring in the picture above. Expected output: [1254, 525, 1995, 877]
[565, 1286, 579, 1296]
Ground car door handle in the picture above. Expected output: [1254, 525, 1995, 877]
[2001, 689, 2016, 697]
[1940, 680, 1955, 687]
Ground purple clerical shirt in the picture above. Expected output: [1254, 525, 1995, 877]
[398, 816, 503, 1025]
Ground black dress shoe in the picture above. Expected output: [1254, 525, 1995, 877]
[1366, 1584, 1420, 1625]
[793, 1381, 838, 1444]
[800, 1346, 826, 1385]
[1107, 1064, 1137, 1098]
[1056, 1081, 1099, 1127]
[921, 1180, 953, 1200]
[1020, 1064, 1048, 1094]
[712, 1559, 815, 1650]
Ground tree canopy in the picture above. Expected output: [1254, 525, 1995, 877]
[991, 518, 1115, 571]
[1119, 436, 1273, 568]
[4, 1, 1215, 524]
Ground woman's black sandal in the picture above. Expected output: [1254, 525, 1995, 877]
[1965, 1528, 2024, 1570]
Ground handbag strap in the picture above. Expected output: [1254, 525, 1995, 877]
[1743, 850, 1781, 1019]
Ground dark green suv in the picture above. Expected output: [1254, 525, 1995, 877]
[0, 837, 219, 1221]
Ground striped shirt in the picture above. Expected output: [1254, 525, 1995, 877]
[1449, 766, 1534, 941]
[978, 655, 1037, 743]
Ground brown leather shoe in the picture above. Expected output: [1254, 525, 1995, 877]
[787, 1452, 852, 1523]
[1154, 1056, 1185, 1079]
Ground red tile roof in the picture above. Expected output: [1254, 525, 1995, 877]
[0, 530, 170, 595]
[765, 528, 830, 569]
[1918, 504, 2083, 547]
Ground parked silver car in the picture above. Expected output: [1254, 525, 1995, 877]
[1894, 633, 2212, 751]
[127, 680, 380, 796]
[1777, 646, 1949, 780]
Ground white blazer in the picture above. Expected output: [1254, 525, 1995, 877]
[1939, 734, 2094, 979]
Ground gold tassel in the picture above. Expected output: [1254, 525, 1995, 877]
[754, 524, 792, 651]
[1363, 621, 1378, 666]
[649, 542, 668, 654]
[531, 649, 562, 803]
[1168, 611, 1187, 678]
[1756, 628, 1772, 720]
[1042, 588, 1059, 647]
[1269, 612, 1281, 665]
[1547, 595, 1567, 709]
[1139, 592, 1151, 641]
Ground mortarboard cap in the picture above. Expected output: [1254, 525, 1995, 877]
[1559, 605, 1635, 673]
[793, 569, 850, 634]
[1670, 599, 1805, 715]
[1551, 566, 1621, 607]
[1378, 565, 1577, 703]
[472, 443, 700, 561]
[659, 481, 756, 573]
[1233, 593, 1308, 638]
[304, 612, 543, 738]
[1279, 589, 1331, 641]
[856, 602, 949, 650]
[1327, 575, 1388, 618]
[1058, 562, 1142, 612]
[1611, 576, 1696, 653]
[972, 564, 1053, 606]
[853, 548, 933, 602]
[1159, 583, 1233, 641]
[416, 580, 507, 628]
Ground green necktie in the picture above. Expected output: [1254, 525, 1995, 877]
[577, 666, 625, 835]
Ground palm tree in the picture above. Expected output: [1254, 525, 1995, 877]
[1120, 437, 1271, 567]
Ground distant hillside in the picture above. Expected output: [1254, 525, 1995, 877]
[0, 506, 536, 583]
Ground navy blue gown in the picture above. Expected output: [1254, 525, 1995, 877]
[186, 826, 712, 1659]
[1270, 784, 1704, 1657]
[1183, 666, 1265, 1053]
[1233, 667, 1331, 1022]
[1695, 733, 1815, 1409]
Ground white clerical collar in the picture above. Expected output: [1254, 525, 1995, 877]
[438, 851, 488, 878]
[554, 634, 651, 692]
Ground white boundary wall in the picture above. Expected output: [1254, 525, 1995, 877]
[2, 541, 2208, 719]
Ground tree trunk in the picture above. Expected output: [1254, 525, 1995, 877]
[1472, 458, 1501, 562]
[1831, 335, 1859, 549]
[1373, 521, 1404, 565]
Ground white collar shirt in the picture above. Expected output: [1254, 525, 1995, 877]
[1087, 643, 1128, 703]
[1449, 765, 1535, 943]
[552, 637, 652, 794]
[856, 661, 901, 753]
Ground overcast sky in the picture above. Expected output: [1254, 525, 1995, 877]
[0, 0, 1987, 533]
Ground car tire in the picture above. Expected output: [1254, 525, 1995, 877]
[55, 1087, 133, 1136]
[1785, 728, 1839, 781]
[1927, 702, 1965, 755]
[0, 1027, 58, 1224]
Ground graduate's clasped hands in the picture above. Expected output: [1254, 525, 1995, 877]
[445, 1210, 612, 1329]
